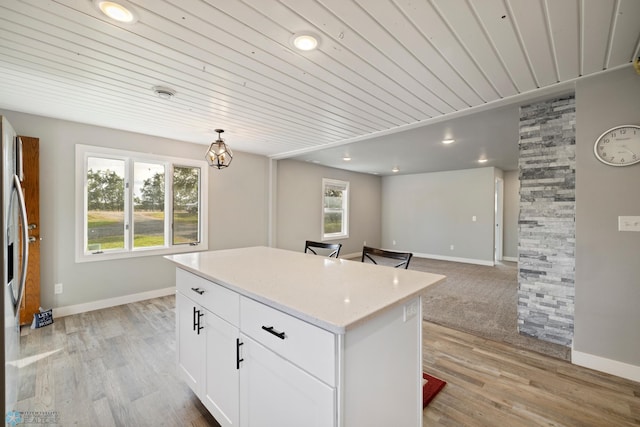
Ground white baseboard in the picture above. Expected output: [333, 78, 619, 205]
[52, 287, 175, 318]
[572, 348, 640, 383]
[412, 252, 495, 266]
[341, 251, 495, 266]
[502, 256, 518, 262]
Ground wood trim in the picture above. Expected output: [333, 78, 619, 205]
[19, 136, 40, 325]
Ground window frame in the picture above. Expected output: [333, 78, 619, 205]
[321, 178, 349, 240]
[75, 144, 208, 263]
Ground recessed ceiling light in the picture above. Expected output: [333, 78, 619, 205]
[478, 158, 488, 163]
[442, 139, 455, 144]
[392, 166, 400, 173]
[291, 33, 319, 51]
[153, 86, 176, 100]
[343, 156, 351, 161]
[94, 0, 138, 23]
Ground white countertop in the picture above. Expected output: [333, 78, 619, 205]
[165, 246, 445, 334]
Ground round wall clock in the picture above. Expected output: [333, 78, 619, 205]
[593, 125, 640, 166]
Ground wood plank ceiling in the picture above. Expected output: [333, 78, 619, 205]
[0, 0, 639, 159]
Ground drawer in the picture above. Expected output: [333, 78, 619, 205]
[176, 269, 239, 326]
[240, 297, 336, 386]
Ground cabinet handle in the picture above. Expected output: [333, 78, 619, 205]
[196, 311, 204, 335]
[261, 325, 286, 340]
[236, 338, 244, 370]
[193, 307, 204, 334]
[191, 287, 205, 295]
[193, 306, 198, 332]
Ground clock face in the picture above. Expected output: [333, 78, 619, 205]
[594, 125, 640, 166]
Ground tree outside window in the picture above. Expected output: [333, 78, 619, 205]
[133, 162, 166, 248]
[173, 166, 200, 245]
[87, 157, 125, 251]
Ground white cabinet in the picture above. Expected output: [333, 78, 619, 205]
[239, 296, 335, 386]
[203, 310, 240, 426]
[174, 265, 423, 427]
[175, 269, 241, 427]
[239, 334, 335, 427]
[176, 269, 336, 427]
[176, 291, 204, 395]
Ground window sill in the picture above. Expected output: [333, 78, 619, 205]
[75, 242, 208, 263]
[322, 234, 348, 241]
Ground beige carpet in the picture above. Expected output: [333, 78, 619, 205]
[407, 257, 571, 361]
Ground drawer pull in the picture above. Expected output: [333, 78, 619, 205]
[191, 287, 205, 295]
[236, 338, 244, 370]
[261, 325, 286, 340]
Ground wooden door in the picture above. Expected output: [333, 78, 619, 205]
[19, 136, 40, 325]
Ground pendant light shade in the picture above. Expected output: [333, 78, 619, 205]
[206, 129, 233, 169]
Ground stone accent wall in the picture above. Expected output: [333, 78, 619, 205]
[518, 96, 576, 347]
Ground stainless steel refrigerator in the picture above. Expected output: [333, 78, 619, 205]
[1, 116, 28, 418]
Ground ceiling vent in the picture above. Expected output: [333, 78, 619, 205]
[152, 86, 176, 100]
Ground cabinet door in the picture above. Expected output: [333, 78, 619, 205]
[176, 292, 205, 396]
[203, 310, 240, 427]
[239, 335, 335, 427]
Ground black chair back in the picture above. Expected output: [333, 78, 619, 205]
[361, 246, 413, 269]
[304, 240, 342, 258]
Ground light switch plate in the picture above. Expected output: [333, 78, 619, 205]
[618, 216, 640, 232]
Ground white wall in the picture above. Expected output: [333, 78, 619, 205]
[1, 110, 270, 310]
[276, 159, 381, 256]
[381, 167, 496, 264]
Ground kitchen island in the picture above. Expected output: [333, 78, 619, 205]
[166, 246, 445, 427]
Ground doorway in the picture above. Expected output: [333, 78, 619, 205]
[494, 178, 504, 263]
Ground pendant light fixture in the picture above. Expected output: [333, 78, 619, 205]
[205, 129, 233, 169]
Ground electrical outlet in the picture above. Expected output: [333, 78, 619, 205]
[403, 301, 418, 322]
[472, 215, 477, 222]
[392, 240, 396, 245]
[363, 240, 366, 246]
[54, 283, 63, 294]
[619, 216, 640, 232]
[450, 244, 454, 251]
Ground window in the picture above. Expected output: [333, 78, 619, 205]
[322, 178, 349, 240]
[133, 161, 166, 248]
[172, 166, 201, 245]
[76, 145, 208, 262]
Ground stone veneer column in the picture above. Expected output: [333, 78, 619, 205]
[518, 96, 576, 347]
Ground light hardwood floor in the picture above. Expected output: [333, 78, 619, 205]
[422, 322, 640, 426]
[16, 296, 219, 427]
[14, 295, 640, 426]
